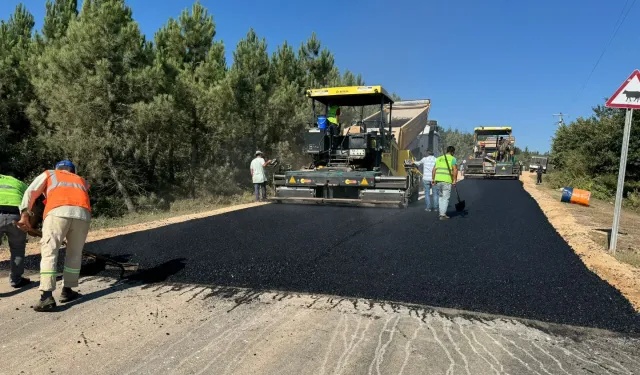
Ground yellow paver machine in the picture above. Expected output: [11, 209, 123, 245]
[271, 86, 430, 208]
[464, 126, 521, 179]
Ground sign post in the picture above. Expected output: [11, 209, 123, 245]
[605, 70, 640, 253]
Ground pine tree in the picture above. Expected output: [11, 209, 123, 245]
[0, 5, 39, 176]
[154, 1, 225, 196]
[42, 0, 78, 42]
[299, 32, 335, 87]
[30, 0, 151, 212]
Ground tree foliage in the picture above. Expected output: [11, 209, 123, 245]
[549, 104, 640, 201]
[439, 127, 474, 159]
[1, 0, 368, 216]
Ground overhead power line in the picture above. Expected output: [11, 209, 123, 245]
[574, 0, 637, 101]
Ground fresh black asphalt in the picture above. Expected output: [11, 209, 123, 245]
[4, 179, 639, 333]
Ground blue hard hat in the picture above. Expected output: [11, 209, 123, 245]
[55, 160, 76, 173]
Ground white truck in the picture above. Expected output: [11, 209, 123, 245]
[529, 156, 548, 173]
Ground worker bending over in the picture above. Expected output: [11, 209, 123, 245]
[0, 173, 31, 288]
[17, 160, 91, 312]
[432, 146, 458, 220]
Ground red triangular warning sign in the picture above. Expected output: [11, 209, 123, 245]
[606, 70, 640, 109]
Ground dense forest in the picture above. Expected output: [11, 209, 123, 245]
[0, 0, 377, 216]
[549, 104, 640, 206]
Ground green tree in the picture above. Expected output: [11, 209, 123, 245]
[0, 4, 41, 177]
[154, 1, 226, 196]
[42, 0, 78, 42]
[228, 29, 271, 155]
[29, 0, 152, 212]
[299, 32, 335, 87]
[440, 127, 474, 159]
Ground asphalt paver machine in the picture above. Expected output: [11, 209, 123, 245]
[272, 86, 420, 208]
[464, 126, 520, 179]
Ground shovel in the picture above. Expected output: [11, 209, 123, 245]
[13, 220, 139, 278]
[441, 146, 466, 212]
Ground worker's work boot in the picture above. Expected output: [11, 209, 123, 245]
[60, 287, 81, 303]
[33, 293, 56, 312]
[10, 277, 31, 288]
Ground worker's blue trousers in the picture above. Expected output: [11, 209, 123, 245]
[423, 180, 439, 210]
[254, 182, 267, 202]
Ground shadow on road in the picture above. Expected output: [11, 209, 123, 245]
[0, 255, 186, 311]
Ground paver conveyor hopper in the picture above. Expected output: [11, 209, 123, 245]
[271, 86, 428, 208]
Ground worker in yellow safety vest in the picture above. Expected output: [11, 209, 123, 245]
[327, 104, 341, 136]
[0, 173, 31, 288]
[431, 146, 458, 220]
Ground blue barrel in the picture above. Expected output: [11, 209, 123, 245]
[561, 187, 573, 203]
[317, 115, 327, 130]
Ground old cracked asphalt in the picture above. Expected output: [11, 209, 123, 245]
[41, 178, 640, 333]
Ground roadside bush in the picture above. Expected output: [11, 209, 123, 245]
[91, 196, 128, 218]
[624, 190, 640, 211]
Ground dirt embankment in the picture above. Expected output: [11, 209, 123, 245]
[522, 173, 640, 311]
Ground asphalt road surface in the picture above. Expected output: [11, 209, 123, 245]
[13, 178, 634, 334]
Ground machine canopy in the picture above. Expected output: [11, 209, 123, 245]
[306, 86, 394, 107]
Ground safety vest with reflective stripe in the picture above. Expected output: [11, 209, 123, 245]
[327, 105, 339, 125]
[434, 155, 456, 183]
[0, 175, 27, 208]
[43, 170, 91, 219]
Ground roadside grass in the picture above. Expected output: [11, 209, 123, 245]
[616, 252, 640, 268]
[90, 192, 255, 230]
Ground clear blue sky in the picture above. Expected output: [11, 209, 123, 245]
[2, 0, 638, 152]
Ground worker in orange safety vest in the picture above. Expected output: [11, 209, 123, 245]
[17, 160, 91, 312]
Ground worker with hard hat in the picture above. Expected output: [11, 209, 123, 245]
[17, 160, 91, 312]
[0, 172, 31, 288]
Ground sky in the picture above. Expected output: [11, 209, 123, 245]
[1, 0, 638, 152]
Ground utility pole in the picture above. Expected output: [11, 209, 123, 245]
[552, 113, 568, 126]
